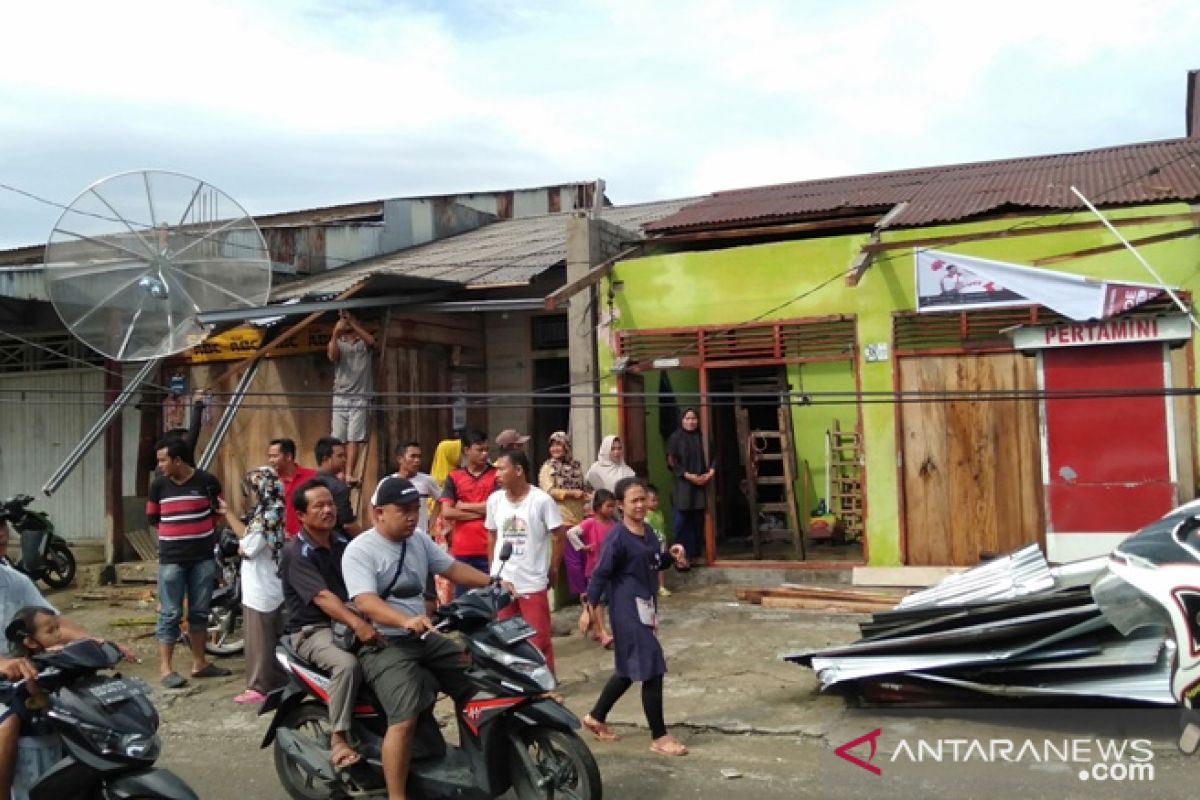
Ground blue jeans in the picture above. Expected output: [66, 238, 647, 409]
[157, 558, 218, 643]
[453, 555, 490, 598]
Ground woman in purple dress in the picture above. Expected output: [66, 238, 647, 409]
[582, 476, 690, 757]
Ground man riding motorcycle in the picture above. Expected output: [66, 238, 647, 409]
[340, 477, 510, 800]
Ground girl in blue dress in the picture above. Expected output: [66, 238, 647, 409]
[582, 476, 690, 756]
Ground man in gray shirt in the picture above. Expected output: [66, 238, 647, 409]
[326, 310, 376, 482]
[342, 477, 503, 800]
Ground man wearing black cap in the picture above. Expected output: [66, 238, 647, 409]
[342, 477, 507, 800]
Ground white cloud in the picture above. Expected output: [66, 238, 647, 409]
[0, 0, 1197, 246]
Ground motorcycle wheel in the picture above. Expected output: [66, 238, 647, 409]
[509, 727, 602, 800]
[41, 540, 76, 589]
[205, 604, 244, 656]
[274, 702, 334, 800]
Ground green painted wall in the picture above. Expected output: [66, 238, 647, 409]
[599, 204, 1200, 565]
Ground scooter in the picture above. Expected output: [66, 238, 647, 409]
[261, 544, 602, 799]
[176, 527, 243, 657]
[206, 527, 244, 657]
[0, 494, 76, 590]
[1092, 498, 1200, 753]
[2, 639, 199, 799]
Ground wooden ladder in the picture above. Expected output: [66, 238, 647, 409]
[736, 404, 806, 560]
[826, 419, 864, 541]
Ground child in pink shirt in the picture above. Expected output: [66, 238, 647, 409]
[569, 490, 617, 647]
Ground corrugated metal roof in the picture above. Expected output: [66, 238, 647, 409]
[647, 137, 1200, 234]
[272, 197, 699, 301]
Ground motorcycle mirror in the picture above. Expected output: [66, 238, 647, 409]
[499, 542, 513, 562]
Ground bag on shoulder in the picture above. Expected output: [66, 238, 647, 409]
[330, 605, 364, 653]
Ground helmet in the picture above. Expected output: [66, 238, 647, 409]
[216, 528, 241, 559]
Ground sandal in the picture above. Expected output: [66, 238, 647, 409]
[599, 635, 614, 650]
[161, 672, 187, 689]
[330, 741, 361, 770]
[650, 735, 689, 756]
[191, 663, 232, 679]
[582, 714, 619, 742]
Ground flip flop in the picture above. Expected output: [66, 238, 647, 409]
[599, 635, 614, 650]
[161, 672, 187, 689]
[650, 735, 689, 756]
[582, 714, 619, 742]
[191, 663, 232, 679]
[330, 741, 361, 770]
[233, 689, 266, 705]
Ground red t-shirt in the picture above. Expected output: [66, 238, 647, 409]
[281, 465, 319, 536]
[440, 466, 498, 557]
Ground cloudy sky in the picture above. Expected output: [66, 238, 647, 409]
[1, 0, 1197, 247]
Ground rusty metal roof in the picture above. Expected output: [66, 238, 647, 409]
[272, 197, 699, 300]
[646, 137, 1200, 234]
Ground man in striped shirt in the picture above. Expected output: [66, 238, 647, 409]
[147, 437, 232, 688]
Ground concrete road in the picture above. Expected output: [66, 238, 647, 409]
[53, 582, 1198, 799]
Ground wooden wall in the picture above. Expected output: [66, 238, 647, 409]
[899, 352, 1044, 566]
[183, 310, 486, 526]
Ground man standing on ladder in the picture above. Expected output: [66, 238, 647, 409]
[327, 310, 376, 485]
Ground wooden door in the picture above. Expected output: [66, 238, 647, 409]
[899, 352, 1043, 566]
[620, 372, 648, 476]
[1041, 343, 1175, 539]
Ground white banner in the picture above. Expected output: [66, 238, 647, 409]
[1011, 314, 1192, 350]
[915, 249, 1165, 320]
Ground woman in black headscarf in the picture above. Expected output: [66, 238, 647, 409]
[664, 408, 712, 561]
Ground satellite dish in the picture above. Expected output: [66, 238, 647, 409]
[43, 170, 272, 361]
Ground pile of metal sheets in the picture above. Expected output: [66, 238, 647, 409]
[785, 547, 1174, 706]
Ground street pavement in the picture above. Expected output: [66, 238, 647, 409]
[51, 579, 1199, 799]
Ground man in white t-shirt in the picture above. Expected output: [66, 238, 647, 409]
[485, 449, 566, 674]
[372, 440, 441, 535]
[342, 477, 500, 800]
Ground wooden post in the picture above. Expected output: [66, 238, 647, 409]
[104, 361, 126, 564]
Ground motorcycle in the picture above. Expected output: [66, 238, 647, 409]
[3, 639, 199, 799]
[0, 494, 76, 590]
[206, 527, 244, 657]
[261, 544, 602, 799]
[179, 527, 244, 657]
[1092, 498, 1200, 753]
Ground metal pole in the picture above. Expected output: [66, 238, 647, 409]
[197, 359, 261, 472]
[1069, 185, 1200, 330]
[42, 357, 163, 496]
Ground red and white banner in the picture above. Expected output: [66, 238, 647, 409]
[915, 249, 1164, 320]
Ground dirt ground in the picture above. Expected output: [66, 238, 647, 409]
[46, 579, 1200, 799]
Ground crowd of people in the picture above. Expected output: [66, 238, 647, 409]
[1, 403, 709, 799]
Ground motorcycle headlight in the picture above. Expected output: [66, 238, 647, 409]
[78, 721, 160, 761]
[474, 641, 557, 691]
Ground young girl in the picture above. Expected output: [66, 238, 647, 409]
[4, 606, 64, 657]
[645, 484, 672, 598]
[582, 477, 690, 757]
[570, 490, 617, 648]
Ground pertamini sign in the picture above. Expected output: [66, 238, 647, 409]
[1011, 314, 1192, 350]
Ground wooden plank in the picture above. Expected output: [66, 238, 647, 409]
[760, 596, 894, 612]
[864, 212, 1200, 253]
[543, 245, 640, 310]
[852, 565, 967, 587]
[899, 357, 951, 565]
[1032, 227, 1200, 266]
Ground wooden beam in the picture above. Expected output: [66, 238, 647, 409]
[646, 213, 885, 245]
[104, 361, 125, 564]
[1032, 226, 1200, 266]
[543, 245, 639, 310]
[863, 211, 1200, 254]
[207, 283, 365, 391]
